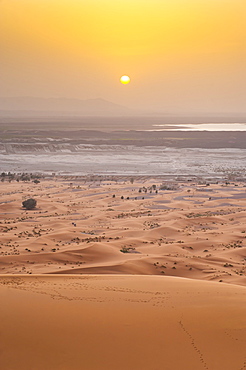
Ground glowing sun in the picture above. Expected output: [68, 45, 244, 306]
[120, 75, 130, 84]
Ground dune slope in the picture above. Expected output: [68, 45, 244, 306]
[0, 274, 245, 370]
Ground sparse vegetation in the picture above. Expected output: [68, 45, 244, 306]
[120, 246, 135, 253]
[160, 184, 177, 191]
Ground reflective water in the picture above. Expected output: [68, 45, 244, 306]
[152, 123, 246, 131]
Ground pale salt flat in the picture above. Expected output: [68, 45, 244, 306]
[0, 145, 246, 177]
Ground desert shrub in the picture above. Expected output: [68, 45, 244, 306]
[30, 174, 41, 179]
[120, 246, 135, 253]
[20, 174, 30, 182]
[160, 184, 176, 190]
[22, 198, 37, 210]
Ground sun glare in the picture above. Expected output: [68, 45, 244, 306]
[120, 75, 130, 84]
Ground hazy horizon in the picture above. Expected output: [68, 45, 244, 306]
[1, 96, 246, 117]
[1, 0, 246, 116]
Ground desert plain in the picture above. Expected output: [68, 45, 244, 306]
[0, 175, 246, 369]
[1, 0, 246, 365]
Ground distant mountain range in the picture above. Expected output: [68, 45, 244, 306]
[0, 97, 132, 116]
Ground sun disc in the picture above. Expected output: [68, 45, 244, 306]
[120, 75, 130, 84]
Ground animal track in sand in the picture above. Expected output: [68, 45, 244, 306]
[239, 359, 246, 370]
[0, 277, 175, 306]
[225, 329, 246, 343]
[179, 320, 209, 370]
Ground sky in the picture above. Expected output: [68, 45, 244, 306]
[0, 0, 245, 114]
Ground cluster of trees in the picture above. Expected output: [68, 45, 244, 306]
[138, 184, 158, 194]
[0, 172, 41, 183]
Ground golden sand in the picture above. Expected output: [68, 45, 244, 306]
[0, 178, 245, 285]
[0, 274, 245, 370]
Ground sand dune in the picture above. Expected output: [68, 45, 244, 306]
[0, 177, 246, 369]
[0, 177, 246, 285]
[0, 274, 245, 370]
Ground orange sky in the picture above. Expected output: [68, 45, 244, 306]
[0, 0, 245, 113]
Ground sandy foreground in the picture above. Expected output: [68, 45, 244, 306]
[0, 177, 246, 369]
[0, 177, 246, 285]
[0, 274, 245, 370]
